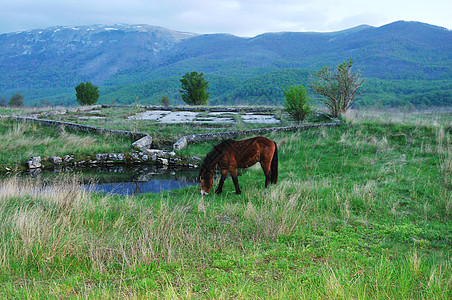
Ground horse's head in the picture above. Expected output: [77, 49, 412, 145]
[199, 167, 213, 195]
[200, 177, 213, 195]
[199, 144, 223, 196]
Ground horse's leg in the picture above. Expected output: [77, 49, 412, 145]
[260, 159, 272, 188]
[229, 168, 242, 194]
[215, 169, 228, 194]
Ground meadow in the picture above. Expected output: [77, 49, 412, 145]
[0, 108, 451, 299]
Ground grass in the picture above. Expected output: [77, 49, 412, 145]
[0, 109, 451, 298]
[0, 118, 133, 169]
[20, 106, 294, 146]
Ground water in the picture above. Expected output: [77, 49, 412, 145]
[21, 165, 198, 196]
[86, 179, 195, 196]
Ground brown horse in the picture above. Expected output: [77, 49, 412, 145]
[199, 136, 278, 195]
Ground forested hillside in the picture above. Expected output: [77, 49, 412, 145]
[0, 21, 450, 107]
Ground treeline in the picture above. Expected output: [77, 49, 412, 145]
[359, 79, 452, 108]
[3, 66, 450, 108]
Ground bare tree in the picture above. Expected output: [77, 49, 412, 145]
[310, 59, 364, 117]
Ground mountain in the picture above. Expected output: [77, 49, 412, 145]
[0, 21, 450, 107]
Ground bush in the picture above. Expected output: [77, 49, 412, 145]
[8, 92, 24, 107]
[0, 97, 7, 107]
[160, 96, 170, 107]
[283, 85, 313, 123]
[75, 82, 99, 105]
[179, 72, 209, 105]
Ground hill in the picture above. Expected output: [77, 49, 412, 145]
[0, 21, 450, 107]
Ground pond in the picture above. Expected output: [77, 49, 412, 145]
[20, 165, 199, 196]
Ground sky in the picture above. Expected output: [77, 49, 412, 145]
[0, 0, 451, 37]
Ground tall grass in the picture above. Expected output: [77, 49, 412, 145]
[0, 109, 451, 298]
[0, 118, 133, 167]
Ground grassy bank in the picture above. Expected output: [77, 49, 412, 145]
[0, 117, 133, 170]
[0, 110, 451, 298]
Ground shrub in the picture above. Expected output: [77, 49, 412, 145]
[160, 96, 170, 107]
[283, 85, 313, 123]
[8, 92, 24, 107]
[75, 81, 99, 105]
[179, 72, 209, 105]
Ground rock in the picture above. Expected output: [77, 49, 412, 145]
[158, 158, 169, 166]
[107, 153, 125, 161]
[142, 155, 149, 161]
[96, 154, 108, 161]
[27, 156, 41, 169]
[146, 149, 164, 157]
[173, 136, 188, 151]
[63, 155, 73, 163]
[49, 156, 62, 164]
[132, 135, 153, 151]
[108, 153, 118, 161]
[145, 149, 175, 159]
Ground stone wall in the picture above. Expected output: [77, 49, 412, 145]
[14, 116, 149, 140]
[173, 122, 341, 150]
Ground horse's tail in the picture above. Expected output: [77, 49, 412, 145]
[271, 141, 278, 184]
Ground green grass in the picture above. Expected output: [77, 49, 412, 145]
[0, 118, 133, 169]
[28, 106, 294, 146]
[0, 109, 451, 298]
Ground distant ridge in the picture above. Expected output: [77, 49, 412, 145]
[0, 21, 450, 107]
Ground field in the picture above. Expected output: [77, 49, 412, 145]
[0, 108, 451, 298]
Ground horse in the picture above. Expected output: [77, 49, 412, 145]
[198, 136, 278, 195]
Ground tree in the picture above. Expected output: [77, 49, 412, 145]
[283, 85, 313, 123]
[160, 96, 170, 107]
[0, 96, 7, 107]
[179, 71, 209, 105]
[8, 92, 24, 107]
[310, 59, 364, 117]
[75, 81, 99, 105]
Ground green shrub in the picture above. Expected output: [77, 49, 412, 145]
[75, 81, 99, 105]
[283, 85, 313, 123]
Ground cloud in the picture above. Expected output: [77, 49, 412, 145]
[0, 0, 450, 36]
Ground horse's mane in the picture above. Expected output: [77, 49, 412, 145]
[198, 139, 234, 180]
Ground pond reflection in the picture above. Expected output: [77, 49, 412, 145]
[22, 164, 198, 196]
[86, 179, 196, 195]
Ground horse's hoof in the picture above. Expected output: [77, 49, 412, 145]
[236, 191, 242, 195]
[215, 190, 222, 194]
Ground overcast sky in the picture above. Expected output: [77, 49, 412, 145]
[1, 0, 450, 36]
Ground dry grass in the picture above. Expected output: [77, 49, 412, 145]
[344, 108, 452, 127]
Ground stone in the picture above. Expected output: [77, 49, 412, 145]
[146, 149, 164, 157]
[132, 135, 153, 151]
[173, 136, 188, 151]
[27, 156, 41, 169]
[63, 155, 73, 163]
[158, 158, 169, 166]
[96, 154, 108, 161]
[49, 156, 62, 164]
[107, 153, 126, 161]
